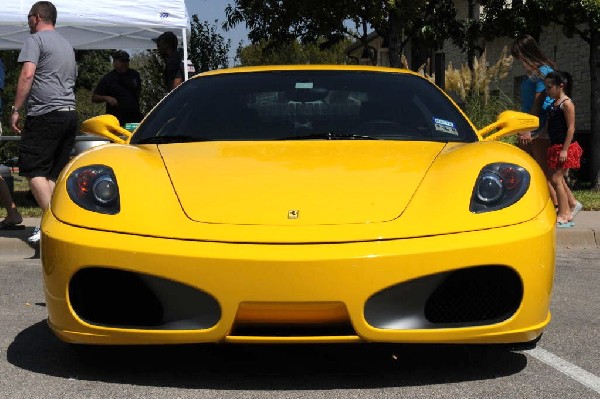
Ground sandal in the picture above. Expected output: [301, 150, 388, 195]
[571, 201, 583, 217]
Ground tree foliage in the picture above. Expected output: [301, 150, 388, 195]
[547, 0, 600, 43]
[477, 0, 548, 40]
[189, 15, 231, 73]
[75, 50, 112, 91]
[0, 50, 19, 133]
[237, 38, 352, 66]
[224, 0, 459, 68]
[132, 50, 166, 114]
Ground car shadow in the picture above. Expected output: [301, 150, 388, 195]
[7, 321, 528, 390]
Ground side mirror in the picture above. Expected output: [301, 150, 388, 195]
[80, 115, 133, 144]
[478, 111, 539, 141]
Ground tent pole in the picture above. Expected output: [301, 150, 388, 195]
[182, 27, 189, 80]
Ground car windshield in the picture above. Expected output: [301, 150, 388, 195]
[131, 70, 477, 144]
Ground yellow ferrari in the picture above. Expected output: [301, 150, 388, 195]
[41, 65, 555, 346]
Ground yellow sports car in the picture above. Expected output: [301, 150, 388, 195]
[41, 65, 555, 346]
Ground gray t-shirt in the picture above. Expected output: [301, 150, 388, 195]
[18, 29, 77, 116]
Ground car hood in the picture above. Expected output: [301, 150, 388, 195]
[159, 141, 445, 225]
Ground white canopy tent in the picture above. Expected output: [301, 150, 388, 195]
[0, 0, 191, 77]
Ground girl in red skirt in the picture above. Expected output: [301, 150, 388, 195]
[544, 71, 583, 227]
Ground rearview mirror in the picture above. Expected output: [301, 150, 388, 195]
[285, 87, 329, 103]
[478, 111, 539, 141]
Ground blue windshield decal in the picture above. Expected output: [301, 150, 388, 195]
[433, 117, 459, 136]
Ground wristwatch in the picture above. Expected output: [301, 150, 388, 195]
[10, 105, 19, 113]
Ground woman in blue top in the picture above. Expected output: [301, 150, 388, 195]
[510, 35, 582, 215]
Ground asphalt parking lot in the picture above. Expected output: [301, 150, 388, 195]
[0, 244, 598, 398]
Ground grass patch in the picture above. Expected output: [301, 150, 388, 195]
[573, 189, 600, 211]
[1, 173, 42, 218]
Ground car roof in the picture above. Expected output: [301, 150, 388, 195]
[193, 64, 422, 79]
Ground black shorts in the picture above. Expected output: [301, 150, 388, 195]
[18, 110, 77, 181]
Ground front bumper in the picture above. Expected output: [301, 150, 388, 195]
[41, 202, 556, 345]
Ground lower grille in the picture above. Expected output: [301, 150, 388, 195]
[424, 266, 523, 324]
[231, 323, 356, 337]
[365, 265, 523, 329]
[231, 302, 356, 337]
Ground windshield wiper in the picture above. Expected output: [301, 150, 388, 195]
[136, 135, 211, 144]
[278, 132, 380, 140]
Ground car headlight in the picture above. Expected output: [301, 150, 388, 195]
[470, 163, 530, 213]
[67, 165, 120, 214]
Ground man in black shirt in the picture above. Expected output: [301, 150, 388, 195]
[153, 31, 184, 91]
[92, 50, 142, 125]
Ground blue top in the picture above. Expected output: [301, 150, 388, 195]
[520, 65, 554, 128]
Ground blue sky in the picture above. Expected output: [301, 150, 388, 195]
[184, 0, 248, 63]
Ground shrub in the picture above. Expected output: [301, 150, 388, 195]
[445, 47, 517, 131]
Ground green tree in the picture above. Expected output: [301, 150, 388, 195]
[133, 50, 166, 114]
[224, 0, 459, 69]
[75, 50, 112, 90]
[189, 15, 231, 73]
[0, 50, 19, 136]
[477, 0, 548, 39]
[74, 50, 112, 127]
[0, 51, 19, 160]
[237, 38, 352, 66]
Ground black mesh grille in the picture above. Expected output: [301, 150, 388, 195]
[424, 266, 522, 324]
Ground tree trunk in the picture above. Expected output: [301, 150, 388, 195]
[590, 29, 600, 190]
[387, 9, 402, 68]
[466, 0, 476, 68]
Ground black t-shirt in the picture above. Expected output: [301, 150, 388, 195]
[164, 52, 184, 90]
[93, 69, 142, 124]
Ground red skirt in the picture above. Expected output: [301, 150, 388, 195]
[547, 141, 583, 169]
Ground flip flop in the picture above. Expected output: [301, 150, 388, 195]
[0, 221, 25, 230]
[556, 221, 575, 228]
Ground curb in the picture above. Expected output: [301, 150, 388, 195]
[555, 211, 600, 250]
[1, 214, 598, 259]
[556, 228, 599, 250]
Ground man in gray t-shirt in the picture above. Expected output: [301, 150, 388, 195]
[10, 1, 78, 244]
[17, 30, 77, 116]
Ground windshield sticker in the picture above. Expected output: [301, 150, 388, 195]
[433, 117, 459, 136]
[295, 82, 314, 89]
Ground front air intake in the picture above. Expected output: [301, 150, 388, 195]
[424, 266, 523, 324]
[365, 265, 523, 330]
[69, 267, 221, 330]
